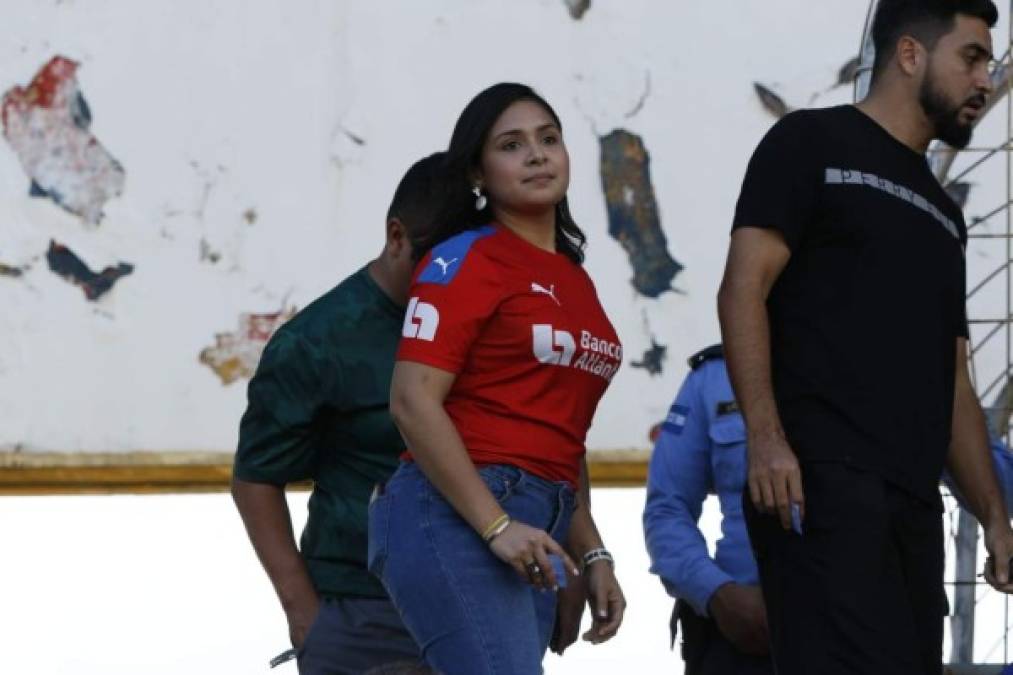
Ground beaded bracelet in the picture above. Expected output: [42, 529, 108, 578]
[481, 514, 511, 543]
[582, 547, 615, 570]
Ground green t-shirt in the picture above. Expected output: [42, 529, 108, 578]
[234, 265, 405, 599]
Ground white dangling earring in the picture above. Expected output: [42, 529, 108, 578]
[472, 185, 488, 211]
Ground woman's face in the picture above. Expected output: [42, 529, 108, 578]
[477, 99, 570, 216]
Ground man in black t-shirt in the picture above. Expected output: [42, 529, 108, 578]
[718, 1, 1013, 673]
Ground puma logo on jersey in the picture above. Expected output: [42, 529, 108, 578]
[532, 324, 576, 366]
[433, 257, 458, 276]
[531, 282, 561, 306]
[403, 297, 439, 341]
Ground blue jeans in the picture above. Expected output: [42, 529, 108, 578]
[367, 462, 576, 675]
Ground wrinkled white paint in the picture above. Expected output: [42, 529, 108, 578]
[0, 0, 874, 454]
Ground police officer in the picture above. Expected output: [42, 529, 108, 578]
[643, 345, 772, 674]
[643, 344, 1013, 674]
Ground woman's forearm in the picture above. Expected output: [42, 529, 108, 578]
[391, 385, 504, 536]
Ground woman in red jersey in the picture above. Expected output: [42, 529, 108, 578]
[367, 83, 625, 674]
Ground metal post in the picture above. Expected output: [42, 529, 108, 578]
[853, 0, 878, 101]
[953, 509, 979, 664]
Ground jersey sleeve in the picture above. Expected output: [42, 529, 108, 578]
[732, 110, 821, 252]
[397, 242, 501, 373]
[234, 330, 338, 484]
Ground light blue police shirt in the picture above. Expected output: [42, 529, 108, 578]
[643, 355, 756, 617]
[644, 354, 1013, 618]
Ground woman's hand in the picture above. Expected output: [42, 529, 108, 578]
[488, 521, 579, 591]
[581, 560, 625, 644]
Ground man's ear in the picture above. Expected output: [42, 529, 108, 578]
[896, 35, 926, 78]
[385, 217, 408, 257]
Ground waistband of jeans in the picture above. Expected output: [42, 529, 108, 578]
[395, 460, 574, 499]
[477, 463, 575, 499]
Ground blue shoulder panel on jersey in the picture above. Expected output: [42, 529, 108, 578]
[417, 224, 497, 285]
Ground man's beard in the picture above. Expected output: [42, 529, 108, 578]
[919, 69, 984, 149]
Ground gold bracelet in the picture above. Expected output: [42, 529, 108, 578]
[485, 517, 511, 543]
[481, 514, 510, 542]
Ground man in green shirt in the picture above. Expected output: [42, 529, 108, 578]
[232, 153, 443, 674]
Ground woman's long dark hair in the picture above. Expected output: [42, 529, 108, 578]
[412, 83, 587, 264]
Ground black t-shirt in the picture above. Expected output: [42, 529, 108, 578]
[732, 105, 967, 506]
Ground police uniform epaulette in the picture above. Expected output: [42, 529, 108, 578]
[687, 344, 723, 370]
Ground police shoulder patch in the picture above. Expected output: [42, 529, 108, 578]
[417, 225, 497, 285]
[662, 403, 690, 435]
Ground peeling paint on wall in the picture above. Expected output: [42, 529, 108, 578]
[46, 239, 133, 300]
[199, 238, 221, 264]
[0, 263, 25, 278]
[624, 72, 652, 119]
[834, 56, 861, 89]
[563, 0, 591, 20]
[199, 307, 296, 385]
[2, 56, 125, 224]
[631, 339, 667, 376]
[599, 130, 683, 298]
[753, 82, 791, 119]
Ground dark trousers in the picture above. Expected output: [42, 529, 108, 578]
[296, 597, 421, 675]
[675, 599, 774, 675]
[743, 462, 945, 675]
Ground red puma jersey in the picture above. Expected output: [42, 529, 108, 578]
[397, 223, 622, 486]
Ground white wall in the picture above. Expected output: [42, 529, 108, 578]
[0, 0, 871, 456]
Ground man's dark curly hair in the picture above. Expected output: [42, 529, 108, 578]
[871, 0, 998, 83]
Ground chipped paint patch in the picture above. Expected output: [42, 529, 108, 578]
[2, 56, 125, 224]
[199, 307, 296, 385]
[0, 262, 25, 278]
[625, 72, 652, 119]
[631, 339, 667, 376]
[343, 129, 366, 146]
[835, 56, 861, 89]
[753, 82, 791, 119]
[46, 239, 133, 300]
[599, 130, 683, 298]
[199, 238, 221, 264]
[563, 0, 591, 20]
